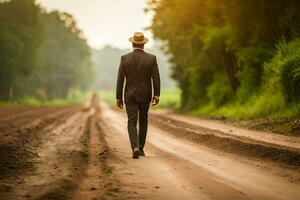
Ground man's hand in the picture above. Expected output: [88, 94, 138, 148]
[152, 96, 160, 106]
[117, 99, 124, 109]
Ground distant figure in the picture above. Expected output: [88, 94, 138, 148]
[116, 32, 160, 159]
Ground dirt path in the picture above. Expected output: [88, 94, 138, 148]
[101, 102, 300, 200]
[1, 98, 300, 200]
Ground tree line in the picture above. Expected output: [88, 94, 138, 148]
[0, 0, 93, 101]
[147, 0, 300, 117]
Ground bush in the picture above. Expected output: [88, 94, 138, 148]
[281, 56, 300, 104]
[236, 46, 273, 102]
[264, 39, 300, 105]
[194, 39, 300, 119]
[207, 74, 232, 107]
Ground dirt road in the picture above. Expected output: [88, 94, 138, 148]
[1, 97, 300, 200]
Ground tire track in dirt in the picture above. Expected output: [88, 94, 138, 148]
[151, 111, 300, 149]
[71, 107, 124, 200]
[0, 109, 92, 200]
[0, 106, 29, 119]
[0, 105, 81, 136]
[0, 105, 82, 181]
[149, 113, 300, 167]
[0, 104, 86, 199]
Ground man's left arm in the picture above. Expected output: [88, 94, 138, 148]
[116, 56, 125, 109]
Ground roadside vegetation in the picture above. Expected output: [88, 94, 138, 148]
[0, 90, 89, 106]
[0, 0, 94, 103]
[147, 0, 300, 120]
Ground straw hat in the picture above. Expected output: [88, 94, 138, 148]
[129, 32, 149, 44]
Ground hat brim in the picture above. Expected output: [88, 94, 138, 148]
[129, 37, 149, 44]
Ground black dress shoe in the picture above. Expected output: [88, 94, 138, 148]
[139, 149, 145, 156]
[132, 150, 139, 159]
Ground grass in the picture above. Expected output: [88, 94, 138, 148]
[0, 91, 90, 107]
[0, 101, 11, 107]
[99, 88, 181, 109]
[154, 88, 181, 109]
[193, 93, 300, 120]
[188, 92, 300, 135]
[99, 90, 116, 105]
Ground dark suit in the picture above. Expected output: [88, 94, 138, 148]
[116, 48, 160, 151]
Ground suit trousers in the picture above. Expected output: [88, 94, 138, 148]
[125, 101, 150, 151]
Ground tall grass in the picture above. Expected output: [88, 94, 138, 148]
[194, 94, 300, 119]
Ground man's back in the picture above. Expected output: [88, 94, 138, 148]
[116, 49, 160, 103]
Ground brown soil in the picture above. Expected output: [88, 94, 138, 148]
[234, 118, 300, 136]
[1, 97, 300, 200]
[101, 102, 300, 200]
[0, 104, 83, 180]
[0, 96, 126, 200]
[170, 108, 300, 136]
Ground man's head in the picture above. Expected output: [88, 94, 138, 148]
[132, 43, 144, 49]
[129, 32, 148, 49]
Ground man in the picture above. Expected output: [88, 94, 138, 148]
[116, 32, 160, 159]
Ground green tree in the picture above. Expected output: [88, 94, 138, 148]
[0, 0, 43, 100]
[147, 0, 300, 113]
[35, 11, 94, 99]
[0, 1, 94, 101]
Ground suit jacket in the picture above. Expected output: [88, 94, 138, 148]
[116, 49, 160, 103]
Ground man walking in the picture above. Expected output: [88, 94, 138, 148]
[116, 32, 160, 159]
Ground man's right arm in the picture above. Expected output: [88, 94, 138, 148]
[151, 56, 160, 106]
[116, 56, 125, 108]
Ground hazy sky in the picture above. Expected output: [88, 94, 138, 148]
[38, 0, 153, 49]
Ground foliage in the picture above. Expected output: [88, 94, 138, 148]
[0, 0, 43, 100]
[207, 73, 232, 108]
[236, 46, 273, 102]
[0, 0, 94, 102]
[264, 39, 300, 104]
[147, 0, 300, 118]
[34, 11, 93, 99]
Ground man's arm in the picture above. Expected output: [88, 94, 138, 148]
[151, 56, 160, 105]
[116, 56, 125, 108]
